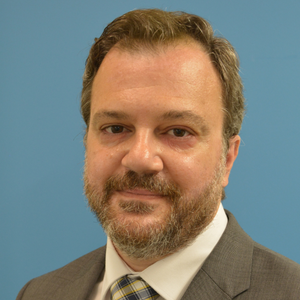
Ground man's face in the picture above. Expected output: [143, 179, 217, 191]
[84, 41, 239, 259]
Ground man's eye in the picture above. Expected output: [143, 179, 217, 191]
[168, 128, 189, 137]
[105, 125, 125, 134]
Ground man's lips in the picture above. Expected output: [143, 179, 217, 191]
[116, 189, 164, 198]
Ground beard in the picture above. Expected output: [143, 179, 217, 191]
[84, 156, 225, 260]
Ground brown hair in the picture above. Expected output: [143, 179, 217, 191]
[81, 9, 245, 149]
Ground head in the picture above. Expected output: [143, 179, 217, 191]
[82, 9, 244, 261]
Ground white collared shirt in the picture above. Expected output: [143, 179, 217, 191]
[89, 203, 227, 300]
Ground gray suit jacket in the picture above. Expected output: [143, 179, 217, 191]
[17, 211, 300, 299]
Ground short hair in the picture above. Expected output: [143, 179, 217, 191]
[81, 9, 245, 149]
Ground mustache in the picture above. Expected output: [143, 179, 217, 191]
[102, 171, 181, 203]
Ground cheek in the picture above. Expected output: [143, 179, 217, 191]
[167, 152, 217, 192]
[85, 146, 122, 185]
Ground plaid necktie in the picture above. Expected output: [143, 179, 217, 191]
[110, 275, 159, 300]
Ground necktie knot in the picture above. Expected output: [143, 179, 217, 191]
[110, 275, 159, 300]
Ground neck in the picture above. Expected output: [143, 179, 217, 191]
[113, 245, 167, 272]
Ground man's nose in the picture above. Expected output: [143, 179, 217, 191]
[121, 130, 163, 174]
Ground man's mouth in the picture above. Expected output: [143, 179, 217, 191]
[118, 189, 163, 196]
[117, 189, 164, 200]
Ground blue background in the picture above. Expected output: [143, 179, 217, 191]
[1, 1, 300, 299]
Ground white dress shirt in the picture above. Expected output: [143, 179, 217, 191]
[89, 203, 227, 300]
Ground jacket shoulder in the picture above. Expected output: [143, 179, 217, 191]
[16, 246, 106, 300]
[198, 211, 300, 299]
[246, 242, 300, 298]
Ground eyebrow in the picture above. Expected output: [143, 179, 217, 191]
[91, 110, 130, 127]
[160, 110, 209, 135]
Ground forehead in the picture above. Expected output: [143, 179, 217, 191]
[90, 41, 223, 125]
[96, 42, 220, 89]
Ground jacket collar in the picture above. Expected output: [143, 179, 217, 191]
[181, 210, 253, 299]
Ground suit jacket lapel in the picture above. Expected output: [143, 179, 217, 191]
[52, 247, 106, 300]
[181, 211, 253, 299]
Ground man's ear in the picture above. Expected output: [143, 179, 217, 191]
[222, 135, 241, 187]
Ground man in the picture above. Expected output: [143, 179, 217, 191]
[17, 9, 300, 300]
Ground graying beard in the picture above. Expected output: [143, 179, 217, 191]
[118, 201, 154, 214]
[105, 191, 219, 259]
[84, 154, 225, 260]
